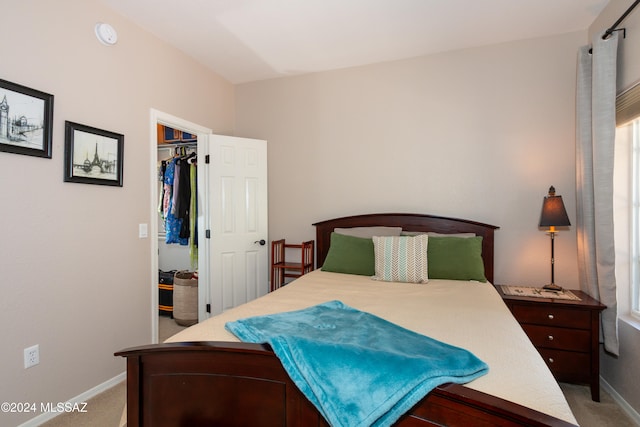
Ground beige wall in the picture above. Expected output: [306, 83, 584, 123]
[0, 1, 234, 425]
[237, 31, 585, 289]
[590, 0, 640, 417]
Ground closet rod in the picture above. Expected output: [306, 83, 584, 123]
[602, 0, 640, 39]
[158, 141, 197, 149]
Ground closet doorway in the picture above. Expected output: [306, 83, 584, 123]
[150, 109, 211, 343]
[149, 109, 269, 344]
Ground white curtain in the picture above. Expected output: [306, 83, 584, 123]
[576, 33, 619, 355]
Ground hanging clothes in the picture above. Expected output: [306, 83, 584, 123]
[176, 156, 192, 239]
[164, 157, 188, 245]
[157, 159, 167, 218]
[189, 158, 198, 269]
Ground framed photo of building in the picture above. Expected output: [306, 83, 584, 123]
[64, 121, 124, 187]
[0, 79, 54, 158]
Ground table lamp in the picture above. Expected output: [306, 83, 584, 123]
[539, 186, 571, 291]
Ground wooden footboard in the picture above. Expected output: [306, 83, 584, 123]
[116, 342, 577, 427]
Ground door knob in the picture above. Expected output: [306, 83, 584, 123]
[255, 239, 266, 246]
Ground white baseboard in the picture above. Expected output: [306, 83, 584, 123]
[601, 377, 640, 426]
[17, 372, 126, 427]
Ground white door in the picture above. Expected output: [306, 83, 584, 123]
[198, 134, 268, 318]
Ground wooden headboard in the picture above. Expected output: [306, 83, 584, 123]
[313, 213, 499, 283]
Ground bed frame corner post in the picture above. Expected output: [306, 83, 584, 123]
[125, 355, 141, 427]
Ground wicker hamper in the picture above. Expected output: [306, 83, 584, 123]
[172, 271, 198, 326]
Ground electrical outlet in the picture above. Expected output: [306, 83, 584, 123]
[24, 345, 39, 369]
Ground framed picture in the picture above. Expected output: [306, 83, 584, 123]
[64, 121, 124, 187]
[0, 79, 54, 158]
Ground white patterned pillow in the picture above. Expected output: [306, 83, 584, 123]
[372, 235, 429, 283]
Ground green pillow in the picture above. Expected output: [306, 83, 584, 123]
[427, 236, 486, 282]
[321, 232, 375, 276]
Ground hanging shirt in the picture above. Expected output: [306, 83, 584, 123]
[189, 161, 198, 269]
[164, 158, 188, 245]
[177, 157, 192, 239]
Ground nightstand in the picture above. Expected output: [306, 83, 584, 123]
[497, 286, 606, 402]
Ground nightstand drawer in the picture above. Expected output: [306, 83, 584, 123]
[537, 348, 590, 383]
[520, 324, 590, 351]
[511, 304, 590, 329]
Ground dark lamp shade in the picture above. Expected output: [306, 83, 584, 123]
[539, 189, 571, 227]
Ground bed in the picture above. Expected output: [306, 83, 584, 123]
[116, 213, 578, 427]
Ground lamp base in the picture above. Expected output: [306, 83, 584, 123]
[542, 283, 563, 292]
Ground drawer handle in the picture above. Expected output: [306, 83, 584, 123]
[548, 335, 554, 341]
[548, 314, 554, 320]
[548, 358, 554, 363]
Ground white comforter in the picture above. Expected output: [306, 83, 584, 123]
[167, 269, 577, 425]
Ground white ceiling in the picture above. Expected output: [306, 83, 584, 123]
[99, 0, 609, 84]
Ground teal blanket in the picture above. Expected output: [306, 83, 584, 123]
[225, 301, 488, 427]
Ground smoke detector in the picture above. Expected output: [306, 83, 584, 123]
[95, 22, 118, 46]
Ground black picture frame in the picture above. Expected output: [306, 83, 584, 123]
[64, 121, 124, 187]
[0, 79, 54, 158]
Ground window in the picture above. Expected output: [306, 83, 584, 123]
[616, 82, 640, 320]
